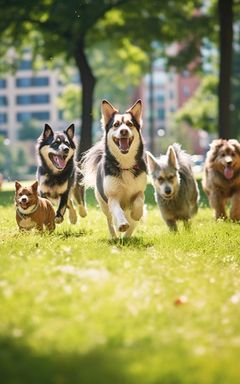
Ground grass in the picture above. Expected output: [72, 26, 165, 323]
[0, 183, 240, 384]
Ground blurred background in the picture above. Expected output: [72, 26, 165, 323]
[0, 0, 239, 182]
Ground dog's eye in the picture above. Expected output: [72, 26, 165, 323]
[114, 121, 120, 127]
[64, 141, 70, 147]
[18, 192, 22, 197]
[126, 121, 133, 127]
[158, 177, 164, 182]
[168, 176, 174, 181]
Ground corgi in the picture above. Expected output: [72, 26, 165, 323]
[15, 181, 55, 231]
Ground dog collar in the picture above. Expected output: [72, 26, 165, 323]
[17, 202, 39, 220]
[120, 164, 141, 171]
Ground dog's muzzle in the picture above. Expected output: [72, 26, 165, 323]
[49, 153, 67, 170]
[113, 135, 134, 154]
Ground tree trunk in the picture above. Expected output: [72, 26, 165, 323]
[218, 0, 233, 139]
[74, 40, 96, 160]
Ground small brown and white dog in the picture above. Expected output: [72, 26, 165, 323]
[15, 181, 55, 231]
[202, 138, 240, 220]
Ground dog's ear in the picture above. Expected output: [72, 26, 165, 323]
[101, 100, 118, 127]
[167, 146, 178, 169]
[126, 99, 142, 126]
[42, 124, 54, 140]
[15, 181, 22, 190]
[65, 124, 75, 140]
[229, 139, 240, 155]
[31, 181, 38, 192]
[146, 151, 158, 173]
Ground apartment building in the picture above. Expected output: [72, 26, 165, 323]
[0, 53, 65, 142]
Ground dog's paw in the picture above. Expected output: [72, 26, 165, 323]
[79, 205, 87, 218]
[118, 223, 129, 232]
[55, 215, 64, 224]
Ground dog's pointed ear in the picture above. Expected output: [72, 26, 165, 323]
[126, 99, 142, 126]
[65, 124, 75, 140]
[101, 100, 118, 127]
[167, 146, 178, 169]
[42, 124, 54, 140]
[31, 181, 38, 192]
[15, 181, 22, 190]
[146, 151, 158, 173]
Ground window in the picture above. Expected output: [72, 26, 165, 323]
[16, 77, 49, 87]
[18, 60, 32, 70]
[183, 85, 190, 97]
[157, 94, 165, 103]
[0, 96, 7, 106]
[16, 94, 50, 105]
[0, 113, 7, 124]
[158, 108, 165, 120]
[58, 110, 64, 120]
[169, 91, 175, 99]
[0, 129, 7, 136]
[17, 111, 50, 122]
[0, 79, 7, 88]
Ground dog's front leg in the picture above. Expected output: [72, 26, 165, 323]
[55, 190, 69, 223]
[230, 192, 240, 221]
[131, 192, 144, 221]
[108, 197, 129, 232]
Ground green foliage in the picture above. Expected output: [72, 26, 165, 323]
[175, 75, 218, 132]
[1, 195, 240, 383]
[57, 84, 81, 121]
[18, 120, 42, 141]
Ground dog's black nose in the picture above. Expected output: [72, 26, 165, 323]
[63, 147, 69, 155]
[21, 197, 27, 202]
[165, 186, 172, 195]
[120, 129, 128, 136]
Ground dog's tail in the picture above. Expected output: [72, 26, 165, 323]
[80, 139, 104, 188]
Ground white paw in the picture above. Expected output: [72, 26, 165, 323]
[118, 223, 129, 232]
[55, 215, 64, 224]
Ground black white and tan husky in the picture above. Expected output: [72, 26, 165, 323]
[146, 144, 199, 231]
[81, 100, 147, 238]
[36, 123, 87, 224]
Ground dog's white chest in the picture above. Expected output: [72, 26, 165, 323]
[19, 218, 36, 229]
[39, 175, 68, 197]
[104, 172, 147, 202]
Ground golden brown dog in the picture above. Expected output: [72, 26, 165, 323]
[202, 139, 240, 220]
[15, 181, 55, 231]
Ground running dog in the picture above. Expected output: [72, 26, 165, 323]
[15, 181, 55, 231]
[202, 138, 240, 220]
[36, 123, 87, 224]
[146, 144, 199, 231]
[81, 99, 147, 238]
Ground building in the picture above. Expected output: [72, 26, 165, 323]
[0, 51, 65, 143]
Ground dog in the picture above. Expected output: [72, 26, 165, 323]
[81, 99, 147, 238]
[15, 181, 55, 231]
[36, 123, 87, 224]
[202, 138, 240, 220]
[146, 144, 199, 231]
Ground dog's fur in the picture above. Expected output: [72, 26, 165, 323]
[36, 123, 87, 224]
[202, 138, 240, 220]
[146, 144, 199, 231]
[81, 99, 147, 238]
[15, 181, 55, 231]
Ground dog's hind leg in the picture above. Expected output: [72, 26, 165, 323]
[131, 192, 144, 221]
[166, 219, 177, 232]
[183, 219, 191, 231]
[108, 197, 129, 232]
[73, 183, 87, 218]
[107, 216, 117, 239]
[230, 192, 240, 221]
[123, 220, 136, 238]
[67, 199, 78, 224]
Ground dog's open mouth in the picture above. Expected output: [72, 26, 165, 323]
[113, 137, 134, 154]
[224, 166, 234, 180]
[49, 154, 67, 170]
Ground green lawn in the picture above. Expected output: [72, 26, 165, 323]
[0, 184, 240, 384]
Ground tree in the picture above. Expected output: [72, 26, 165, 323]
[18, 120, 42, 141]
[0, 0, 209, 157]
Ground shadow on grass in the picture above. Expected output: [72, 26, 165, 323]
[0, 335, 188, 384]
[103, 236, 154, 248]
[56, 228, 93, 238]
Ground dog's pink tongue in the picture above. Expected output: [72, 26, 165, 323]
[224, 166, 234, 180]
[119, 138, 129, 152]
[54, 155, 66, 169]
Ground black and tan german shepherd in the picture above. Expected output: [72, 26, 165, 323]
[36, 123, 87, 224]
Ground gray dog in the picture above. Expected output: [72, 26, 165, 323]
[146, 144, 199, 231]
